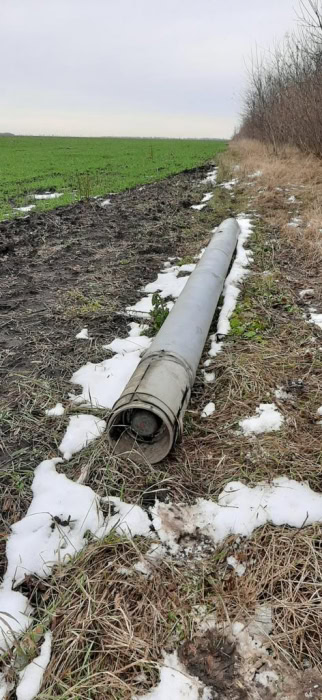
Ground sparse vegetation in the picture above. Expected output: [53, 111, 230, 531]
[147, 292, 170, 336]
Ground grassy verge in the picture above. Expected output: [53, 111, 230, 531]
[2, 148, 322, 696]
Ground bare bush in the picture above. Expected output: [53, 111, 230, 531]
[238, 1, 322, 156]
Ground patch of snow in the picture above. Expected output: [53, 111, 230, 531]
[288, 195, 297, 203]
[309, 311, 322, 330]
[45, 402, 65, 417]
[133, 651, 212, 700]
[201, 192, 213, 203]
[14, 205, 35, 213]
[227, 555, 246, 577]
[0, 590, 33, 652]
[105, 335, 151, 354]
[179, 263, 196, 273]
[33, 192, 62, 200]
[129, 321, 149, 336]
[70, 351, 141, 408]
[127, 295, 154, 317]
[191, 203, 207, 211]
[203, 371, 215, 383]
[299, 288, 314, 298]
[150, 476, 322, 555]
[239, 403, 284, 436]
[201, 402, 215, 417]
[100, 198, 111, 207]
[195, 247, 205, 260]
[98, 497, 153, 539]
[216, 215, 253, 336]
[4, 458, 104, 587]
[317, 406, 322, 416]
[76, 327, 90, 339]
[219, 178, 238, 191]
[203, 358, 212, 367]
[250, 170, 262, 178]
[274, 388, 291, 401]
[16, 631, 52, 700]
[209, 338, 223, 357]
[144, 269, 189, 299]
[288, 216, 302, 227]
[59, 414, 106, 460]
[255, 670, 279, 688]
[201, 168, 217, 185]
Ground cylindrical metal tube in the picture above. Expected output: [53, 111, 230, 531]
[107, 218, 240, 463]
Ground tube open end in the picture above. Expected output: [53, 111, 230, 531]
[107, 402, 176, 464]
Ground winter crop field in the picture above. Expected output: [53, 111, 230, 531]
[0, 135, 227, 220]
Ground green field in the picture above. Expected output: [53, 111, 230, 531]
[0, 136, 227, 221]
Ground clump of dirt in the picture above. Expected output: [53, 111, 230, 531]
[180, 631, 249, 699]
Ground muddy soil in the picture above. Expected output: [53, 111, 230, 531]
[0, 166, 214, 375]
[0, 165, 215, 479]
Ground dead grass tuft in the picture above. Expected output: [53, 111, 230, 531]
[213, 524, 322, 670]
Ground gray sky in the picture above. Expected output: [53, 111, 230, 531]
[1, 0, 298, 138]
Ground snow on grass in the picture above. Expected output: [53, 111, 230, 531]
[45, 402, 65, 417]
[16, 631, 52, 700]
[14, 205, 35, 213]
[75, 327, 90, 339]
[288, 216, 302, 227]
[239, 403, 284, 436]
[191, 202, 207, 211]
[127, 264, 191, 317]
[105, 334, 151, 354]
[250, 170, 262, 178]
[299, 288, 314, 298]
[4, 458, 104, 588]
[216, 214, 253, 337]
[179, 263, 196, 273]
[308, 310, 322, 330]
[202, 370, 215, 383]
[100, 198, 111, 207]
[104, 320, 151, 354]
[0, 589, 33, 652]
[70, 351, 141, 408]
[201, 402, 215, 417]
[133, 651, 212, 700]
[219, 178, 238, 191]
[201, 167, 217, 184]
[33, 192, 63, 200]
[144, 269, 189, 299]
[208, 338, 223, 357]
[127, 295, 154, 317]
[98, 497, 153, 539]
[274, 388, 291, 401]
[201, 192, 213, 203]
[58, 414, 106, 460]
[227, 555, 246, 577]
[317, 407, 322, 416]
[150, 476, 322, 556]
[136, 605, 281, 699]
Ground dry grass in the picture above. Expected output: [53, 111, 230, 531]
[214, 524, 322, 669]
[2, 150, 322, 697]
[224, 138, 322, 263]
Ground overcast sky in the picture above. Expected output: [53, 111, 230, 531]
[1, 0, 298, 139]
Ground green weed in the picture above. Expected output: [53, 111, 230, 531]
[147, 293, 169, 336]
